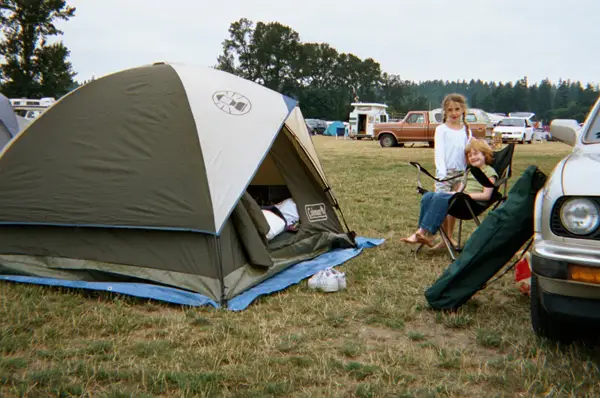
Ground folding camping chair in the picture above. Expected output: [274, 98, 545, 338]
[408, 143, 515, 260]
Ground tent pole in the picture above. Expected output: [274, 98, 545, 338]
[214, 235, 226, 307]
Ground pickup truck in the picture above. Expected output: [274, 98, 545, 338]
[374, 110, 487, 148]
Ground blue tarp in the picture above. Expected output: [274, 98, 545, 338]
[323, 121, 347, 137]
[0, 236, 384, 311]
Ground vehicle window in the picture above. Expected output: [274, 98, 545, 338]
[584, 109, 600, 144]
[434, 112, 443, 123]
[380, 115, 387, 123]
[498, 118, 525, 127]
[406, 114, 424, 123]
[466, 113, 477, 123]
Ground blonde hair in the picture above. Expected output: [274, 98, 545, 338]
[441, 93, 470, 135]
[465, 139, 494, 165]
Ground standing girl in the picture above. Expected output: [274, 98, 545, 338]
[431, 93, 472, 249]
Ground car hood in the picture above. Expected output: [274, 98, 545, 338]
[561, 152, 600, 195]
[494, 126, 524, 133]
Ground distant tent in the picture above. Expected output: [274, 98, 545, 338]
[0, 62, 357, 306]
[324, 121, 347, 137]
[0, 93, 19, 148]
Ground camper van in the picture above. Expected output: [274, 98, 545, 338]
[348, 103, 389, 139]
[9, 97, 56, 120]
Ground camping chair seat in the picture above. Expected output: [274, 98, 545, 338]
[447, 193, 496, 220]
[409, 143, 515, 259]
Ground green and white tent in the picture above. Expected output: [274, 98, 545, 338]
[0, 62, 355, 305]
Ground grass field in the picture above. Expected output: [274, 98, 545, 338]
[2, 138, 600, 397]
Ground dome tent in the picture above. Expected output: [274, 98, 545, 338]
[323, 121, 347, 137]
[0, 62, 356, 306]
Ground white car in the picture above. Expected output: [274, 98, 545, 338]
[493, 117, 535, 144]
[530, 100, 600, 342]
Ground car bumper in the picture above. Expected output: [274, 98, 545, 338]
[532, 240, 600, 320]
[536, 277, 600, 320]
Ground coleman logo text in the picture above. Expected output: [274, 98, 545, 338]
[305, 203, 327, 222]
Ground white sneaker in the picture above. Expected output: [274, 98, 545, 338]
[308, 270, 340, 292]
[332, 269, 347, 290]
[307, 271, 322, 290]
[315, 269, 340, 292]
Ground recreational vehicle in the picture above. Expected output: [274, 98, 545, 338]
[348, 103, 389, 139]
[10, 97, 56, 120]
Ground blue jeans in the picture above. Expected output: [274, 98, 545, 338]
[418, 192, 453, 234]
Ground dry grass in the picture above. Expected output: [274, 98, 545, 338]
[2, 138, 600, 397]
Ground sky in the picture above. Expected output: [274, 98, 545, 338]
[58, 0, 599, 86]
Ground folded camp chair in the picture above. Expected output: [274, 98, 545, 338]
[408, 143, 515, 260]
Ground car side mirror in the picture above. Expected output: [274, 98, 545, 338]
[550, 120, 579, 147]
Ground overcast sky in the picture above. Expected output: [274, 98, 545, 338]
[60, 0, 598, 85]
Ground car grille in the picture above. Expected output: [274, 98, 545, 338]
[550, 196, 600, 240]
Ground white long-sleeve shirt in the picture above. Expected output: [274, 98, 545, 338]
[434, 124, 472, 179]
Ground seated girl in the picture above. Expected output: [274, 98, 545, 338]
[401, 139, 498, 247]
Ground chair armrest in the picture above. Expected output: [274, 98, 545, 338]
[409, 162, 464, 183]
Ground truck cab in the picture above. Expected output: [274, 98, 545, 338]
[348, 103, 389, 139]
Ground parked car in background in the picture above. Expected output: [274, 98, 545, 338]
[530, 100, 600, 342]
[374, 110, 487, 148]
[510, 112, 543, 130]
[305, 119, 327, 134]
[493, 117, 535, 144]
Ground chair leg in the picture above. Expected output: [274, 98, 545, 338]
[465, 202, 481, 226]
[415, 243, 425, 255]
[457, 219, 463, 250]
[438, 226, 457, 261]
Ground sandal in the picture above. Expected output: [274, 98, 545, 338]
[416, 231, 434, 247]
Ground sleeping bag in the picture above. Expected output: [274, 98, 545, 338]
[425, 165, 547, 310]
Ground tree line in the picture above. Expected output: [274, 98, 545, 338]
[1, 8, 597, 124]
[217, 18, 599, 123]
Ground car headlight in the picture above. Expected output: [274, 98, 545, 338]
[560, 198, 600, 235]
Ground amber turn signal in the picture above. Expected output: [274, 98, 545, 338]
[568, 265, 600, 284]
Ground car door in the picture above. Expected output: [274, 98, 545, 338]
[401, 112, 426, 140]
